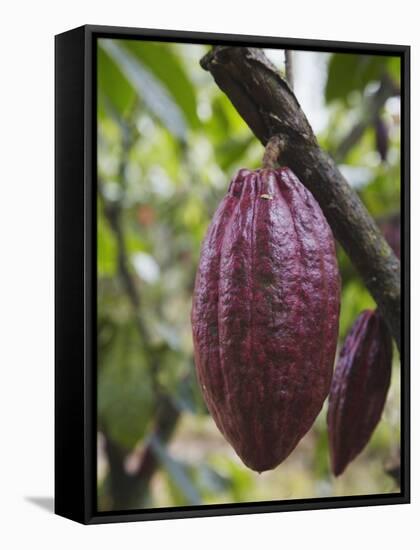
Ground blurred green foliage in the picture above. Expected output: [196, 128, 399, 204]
[96, 40, 401, 511]
[325, 54, 399, 104]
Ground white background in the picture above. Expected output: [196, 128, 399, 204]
[0, 1, 416, 548]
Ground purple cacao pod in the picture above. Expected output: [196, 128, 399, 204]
[191, 167, 341, 472]
[374, 116, 389, 162]
[327, 309, 393, 476]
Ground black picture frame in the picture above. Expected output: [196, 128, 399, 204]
[55, 24, 410, 525]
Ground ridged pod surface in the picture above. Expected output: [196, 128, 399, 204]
[327, 309, 393, 476]
[191, 168, 341, 472]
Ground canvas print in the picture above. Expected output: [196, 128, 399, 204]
[96, 38, 402, 512]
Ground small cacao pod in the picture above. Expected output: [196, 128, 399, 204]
[374, 116, 389, 162]
[327, 309, 393, 476]
[191, 168, 341, 472]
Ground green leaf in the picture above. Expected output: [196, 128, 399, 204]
[150, 435, 202, 505]
[100, 39, 188, 140]
[97, 43, 136, 117]
[121, 40, 199, 129]
[312, 421, 330, 479]
[360, 165, 401, 218]
[206, 94, 249, 139]
[173, 367, 207, 414]
[210, 456, 254, 501]
[98, 322, 154, 450]
[387, 57, 401, 83]
[97, 205, 117, 276]
[326, 54, 390, 104]
[194, 464, 231, 495]
[339, 280, 375, 340]
[215, 135, 254, 170]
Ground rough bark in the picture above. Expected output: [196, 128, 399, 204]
[201, 46, 401, 351]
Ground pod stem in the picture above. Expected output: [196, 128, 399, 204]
[262, 135, 284, 169]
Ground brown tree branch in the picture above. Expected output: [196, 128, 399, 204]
[103, 433, 137, 510]
[201, 46, 401, 351]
